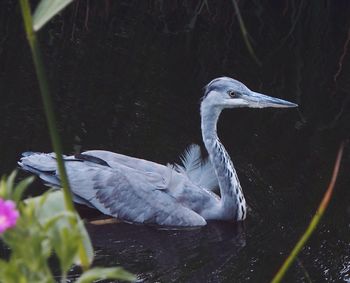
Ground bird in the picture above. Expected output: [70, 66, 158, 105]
[18, 77, 297, 227]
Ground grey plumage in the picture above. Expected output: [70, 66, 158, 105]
[18, 77, 297, 227]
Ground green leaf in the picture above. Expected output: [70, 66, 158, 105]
[29, 190, 66, 223]
[12, 176, 34, 203]
[50, 226, 80, 276]
[76, 267, 136, 283]
[75, 217, 94, 267]
[33, 0, 73, 31]
[5, 170, 17, 198]
[0, 171, 33, 202]
[0, 176, 7, 198]
[43, 211, 76, 231]
[26, 191, 94, 266]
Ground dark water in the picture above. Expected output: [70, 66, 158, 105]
[1, 1, 350, 282]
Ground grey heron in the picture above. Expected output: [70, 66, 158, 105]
[19, 77, 297, 227]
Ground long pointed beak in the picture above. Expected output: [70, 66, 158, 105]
[248, 91, 298, 108]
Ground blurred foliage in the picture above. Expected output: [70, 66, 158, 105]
[0, 171, 135, 283]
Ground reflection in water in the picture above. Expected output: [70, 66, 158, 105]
[87, 221, 246, 282]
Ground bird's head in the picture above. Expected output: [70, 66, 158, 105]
[202, 77, 298, 109]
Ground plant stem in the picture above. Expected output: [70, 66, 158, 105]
[271, 142, 345, 283]
[232, 0, 262, 66]
[19, 0, 74, 213]
[19, 0, 90, 269]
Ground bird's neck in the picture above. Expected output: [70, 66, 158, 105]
[200, 103, 246, 221]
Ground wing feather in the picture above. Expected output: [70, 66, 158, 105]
[177, 144, 219, 191]
[66, 163, 207, 227]
[19, 151, 210, 227]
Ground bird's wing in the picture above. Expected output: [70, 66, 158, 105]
[83, 150, 170, 175]
[65, 162, 206, 227]
[19, 152, 206, 227]
[82, 150, 180, 191]
[84, 148, 219, 191]
[176, 144, 219, 191]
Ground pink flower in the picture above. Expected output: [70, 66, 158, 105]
[0, 198, 19, 233]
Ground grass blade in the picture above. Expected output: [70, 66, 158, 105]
[19, 0, 90, 269]
[19, 0, 75, 214]
[271, 142, 345, 283]
[231, 0, 262, 66]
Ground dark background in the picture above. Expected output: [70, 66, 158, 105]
[0, 0, 349, 282]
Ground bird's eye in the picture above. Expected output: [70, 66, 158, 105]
[227, 90, 238, 98]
